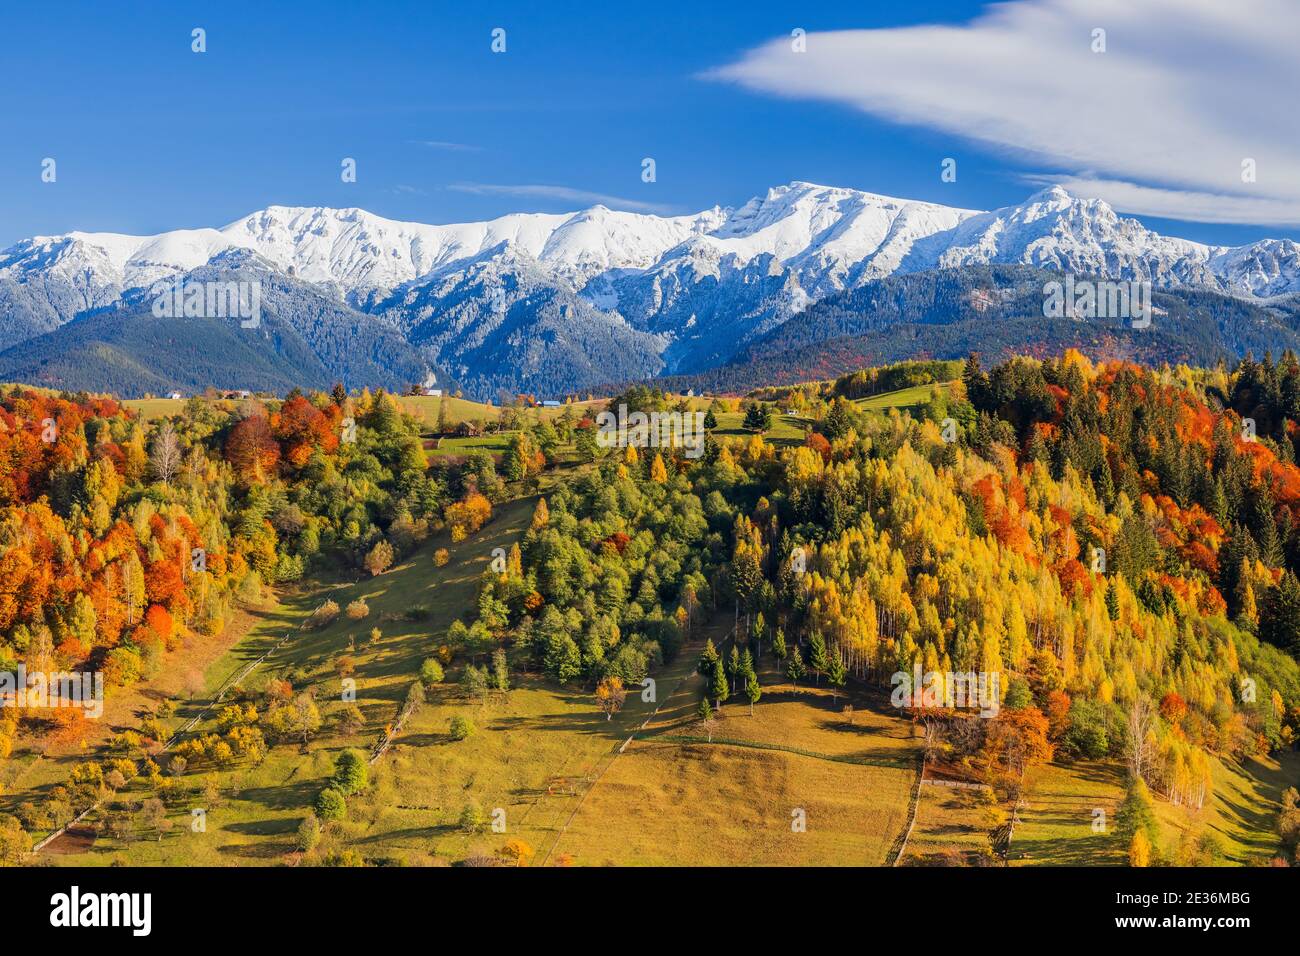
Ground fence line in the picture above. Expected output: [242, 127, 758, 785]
[888, 755, 926, 867]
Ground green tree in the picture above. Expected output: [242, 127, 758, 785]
[1261, 571, 1300, 655]
[808, 631, 829, 685]
[544, 633, 583, 683]
[297, 811, 322, 851]
[826, 652, 847, 701]
[460, 664, 490, 700]
[785, 646, 806, 688]
[491, 647, 510, 692]
[697, 696, 713, 722]
[698, 638, 720, 678]
[332, 748, 369, 795]
[314, 786, 346, 822]
[1104, 580, 1120, 621]
[1117, 776, 1161, 862]
[743, 403, 773, 432]
[772, 627, 788, 664]
[744, 669, 762, 716]
[710, 661, 729, 710]
[449, 715, 475, 741]
[727, 645, 742, 693]
[574, 426, 600, 462]
[420, 658, 445, 687]
[730, 548, 763, 617]
[1004, 677, 1033, 709]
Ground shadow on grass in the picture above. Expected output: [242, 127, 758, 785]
[223, 816, 301, 837]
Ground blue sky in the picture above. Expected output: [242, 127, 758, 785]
[1, 0, 1295, 247]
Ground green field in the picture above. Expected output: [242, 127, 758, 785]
[855, 381, 954, 415]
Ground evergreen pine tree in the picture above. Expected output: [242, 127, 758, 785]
[808, 631, 829, 684]
[710, 660, 730, 710]
[744, 669, 761, 716]
[698, 638, 719, 678]
[697, 697, 712, 722]
[772, 627, 788, 663]
[785, 646, 806, 688]
[826, 653, 847, 701]
[1261, 571, 1300, 656]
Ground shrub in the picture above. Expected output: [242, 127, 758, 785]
[449, 715, 475, 741]
[345, 599, 370, 621]
[307, 600, 341, 630]
[420, 658, 445, 687]
[433, 548, 450, 567]
[297, 811, 321, 852]
[364, 539, 395, 577]
[459, 800, 486, 833]
[322, 849, 365, 867]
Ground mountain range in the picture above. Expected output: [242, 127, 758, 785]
[3, 182, 1300, 397]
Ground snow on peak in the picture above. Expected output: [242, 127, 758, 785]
[3, 182, 1298, 302]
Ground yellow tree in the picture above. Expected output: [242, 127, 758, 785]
[595, 676, 627, 721]
[500, 838, 535, 867]
[1128, 830, 1151, 867]
[530, 497, 550, 531]
[649, 453, 668, 483]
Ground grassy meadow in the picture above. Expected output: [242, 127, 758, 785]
[553, 645, 921, 866]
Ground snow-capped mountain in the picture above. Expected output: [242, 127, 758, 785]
[3, 181, 1300, 396]
[0, 204, 725, 315]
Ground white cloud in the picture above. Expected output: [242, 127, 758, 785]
[709, 0, 1300, 225]
[448, 183, 674, 214]
[1022, 175, 1300, 225]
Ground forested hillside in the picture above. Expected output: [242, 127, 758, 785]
[649, 267, 1300, 395]
[3, 352, 1299, 867]
[476, 353, 1300, 863]
[0, 384, 504, 814]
